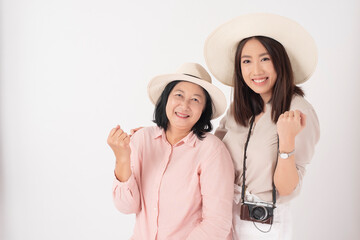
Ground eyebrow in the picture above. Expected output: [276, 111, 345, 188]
[173, 89, 204, 98]
[241, 52, 270, 58]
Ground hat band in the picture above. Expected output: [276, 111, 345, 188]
[183, 73, 201, 79]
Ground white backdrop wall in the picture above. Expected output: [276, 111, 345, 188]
[1, 0, 359, 239]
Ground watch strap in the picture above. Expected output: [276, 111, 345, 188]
[278, 149, 295, 159]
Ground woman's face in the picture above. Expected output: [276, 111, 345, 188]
[240, 38, 277, 103]
[166, 81, 206, 133]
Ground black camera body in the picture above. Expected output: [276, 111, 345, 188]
[240, 201, 274, 224]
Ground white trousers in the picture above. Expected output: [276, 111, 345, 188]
[232, 188, 292, 240]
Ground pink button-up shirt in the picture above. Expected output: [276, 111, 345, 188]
[113, 126, 234, 240]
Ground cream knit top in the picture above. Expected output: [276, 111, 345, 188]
[215, 95, 320, 203]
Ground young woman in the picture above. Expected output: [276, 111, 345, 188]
[204, 13, 320, 239]
[107, 63, 234, 240]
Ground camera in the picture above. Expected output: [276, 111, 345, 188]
[240, 201, 274, 224]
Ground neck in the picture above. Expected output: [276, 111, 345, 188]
[254, 104, 266, 124]
[165, 126, 191, 145]
[260, 93, 271, 104]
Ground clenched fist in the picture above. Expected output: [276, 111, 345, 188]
[277, 110, 306, 143]
[107, 125, 131, 163]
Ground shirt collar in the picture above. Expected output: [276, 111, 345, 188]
[153, 126, 198, 147]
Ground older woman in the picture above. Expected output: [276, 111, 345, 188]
[107, 63, 234, 240]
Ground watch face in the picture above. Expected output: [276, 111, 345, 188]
[280, 153, 289, 159]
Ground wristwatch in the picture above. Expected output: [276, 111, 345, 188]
[278, 149, 295, 159]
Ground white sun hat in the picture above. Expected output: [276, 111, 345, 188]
[147, 63, 227, 119]
[204, 13, 318, 86]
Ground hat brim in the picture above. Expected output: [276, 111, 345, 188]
[148, 74, 227, 119]
[204, 13, 318, 86]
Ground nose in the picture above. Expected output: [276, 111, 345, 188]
[253, 61, 264, 75]
[180, 99, 191, 110]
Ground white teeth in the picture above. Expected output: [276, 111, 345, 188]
[253, 78, 267, 83]
[176, 112, 189, 118]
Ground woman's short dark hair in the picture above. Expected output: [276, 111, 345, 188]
[233, 36, 304, 126]
[153, 80, 213, 139]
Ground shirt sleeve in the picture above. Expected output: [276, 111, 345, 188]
[283, 106, 320, 200]
[112, 132, 142, 215]
[214, 109, 230, 140]
[186, 143, 234, 240]
[112, 173, 141, 214]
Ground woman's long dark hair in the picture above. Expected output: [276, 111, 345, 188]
[233, 36, 304, 126]
[153, 80, 213, 139]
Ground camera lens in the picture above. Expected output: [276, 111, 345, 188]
[251, 206, 268, 221]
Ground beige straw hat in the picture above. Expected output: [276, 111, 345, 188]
[147, 63, 227, 119]
[204, 13, 318, 86]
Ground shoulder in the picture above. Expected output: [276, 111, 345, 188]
[197, 133, 234, 169]
[202, 132, 225, 144]
[290, 95, 316, 113]
[130, 126, 160, 144]
[217, 104, 241, 129]
[199, 132, 230, 153]
[291, 95, 320, 140]
[290, 95, 319, 125]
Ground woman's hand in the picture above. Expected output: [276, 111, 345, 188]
[277, 110, 306, 140]
[107, 125, 131, 163]
[130, 127, 143, 137]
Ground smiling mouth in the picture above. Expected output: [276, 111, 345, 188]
[175, 112, 190, 118]
[252, 77, 268, 83]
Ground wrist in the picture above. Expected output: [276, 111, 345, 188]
[278, 137, 295, 152]
[115, 155, 130, 164]
[278, 149, 295, 159]
[114, 162, 132, 182]
[114, 149, 130, 161]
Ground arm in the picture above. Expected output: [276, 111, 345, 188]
[274, 110, 303, 195]
[112, 174, 141, 214]
[186, 144, 234, 240]
[108, 125, 141, 214]
[107, 125, 132, 181]
[274, 109, 319, 196]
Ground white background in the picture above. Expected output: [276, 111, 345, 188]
[1, 0, 359, 239]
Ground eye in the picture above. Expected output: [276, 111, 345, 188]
[192, 98, 200, 103]
[242, 59, 250, 64]
[174, 93, 183, 97]
[261, 57, 271, 62]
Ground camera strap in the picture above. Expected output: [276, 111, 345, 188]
[241, 115, 277, 207]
